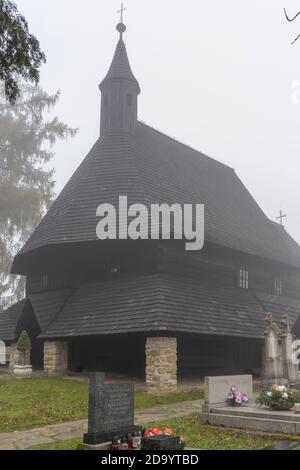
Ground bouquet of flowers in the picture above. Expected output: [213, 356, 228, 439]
[227, 385, 249, 407]
[257, 384, 297, 411]
[142, 427, 186, 449]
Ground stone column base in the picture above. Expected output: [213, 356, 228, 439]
[9, 343, 24, 370]
[44, 341, 68, 375]
[146, 337, 177, 394]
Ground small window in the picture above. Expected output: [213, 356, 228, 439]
[110, 267, 119, 274]
[107, 265, 120, 278]
[126, 94, 132, 107]
[274, 279, 283, 296]
[239, 269, 249, 289]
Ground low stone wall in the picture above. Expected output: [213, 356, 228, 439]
[146, 337, 177, 394]
[44, 341, 68, 375]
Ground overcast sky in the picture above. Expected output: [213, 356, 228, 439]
[16, 0, 300, 244]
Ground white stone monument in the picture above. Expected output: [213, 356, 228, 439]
[281, 315, 300, 385]
[262, 313, 300, 388]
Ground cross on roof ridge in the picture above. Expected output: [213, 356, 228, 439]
[276, 210, 287, 226]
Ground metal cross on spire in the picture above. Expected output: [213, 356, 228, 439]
[117, 3, 126, 23]
[276, 210, 287, 227]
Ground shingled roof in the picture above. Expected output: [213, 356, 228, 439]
[12, 121, 300, 272]
[35, 274, 299, 340]
[100, 38, 140, 93]
[1, 276, 299, 342]
[29, 289, 73, 332]
[11, 19, 300, 272]
[0, 300, 26, 342]
[254, 292, 300, 326]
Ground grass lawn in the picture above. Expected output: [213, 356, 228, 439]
[28, 414, 286, 451]
[0, 377, 203, 433]
[135, 388, 203, 408]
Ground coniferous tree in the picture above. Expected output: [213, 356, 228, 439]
[16, 329, 31, 365]
[0, 84, 78, 309]
[0, 0, 46, 104]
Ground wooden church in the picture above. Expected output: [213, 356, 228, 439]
[1, 18, 300, 391]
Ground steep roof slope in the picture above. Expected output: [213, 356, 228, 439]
[39, 274, 267, 339]
[0, 300, 26, 342]
[13, 122, 300, 271]
[1, 276, 299, 342]
[100, 38, 140, 92]
[29, 289, 73, 331]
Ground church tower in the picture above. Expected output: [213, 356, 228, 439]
[99, 18, 140, 135]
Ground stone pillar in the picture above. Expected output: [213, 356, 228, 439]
[44, 341, 68, 375]
[146, 337, 177, 394]
[5, 345, 11, 366]
[9, 343, 23, 370]
[263, 331, 283, 379]
[282, 333, 300, 384]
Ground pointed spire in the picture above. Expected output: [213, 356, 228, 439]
[99, 14, 140, 135]
[100, 21, 140, 93]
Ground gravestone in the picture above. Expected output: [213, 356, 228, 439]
[203, 374, 253, 411]
[264, 326, 283, 380]
[142, 435, 181, 450]
[84, 372, 141, 445]
[281, 324, 300, 385]
[262, 313, 300, 389]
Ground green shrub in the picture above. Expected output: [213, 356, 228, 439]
[17, 331, 32, 352]
[16, 331, 32, 365]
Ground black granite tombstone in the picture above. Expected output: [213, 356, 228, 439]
[83, 373, 141, 445]
[141, 435, 181, 450]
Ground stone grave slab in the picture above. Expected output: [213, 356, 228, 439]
[84, 372, 141, 445]
[204, 374, 253, 410]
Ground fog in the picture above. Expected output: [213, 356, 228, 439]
[15, 0, 300, 243]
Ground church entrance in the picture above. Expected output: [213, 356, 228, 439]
[68, 334, 146, 377]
